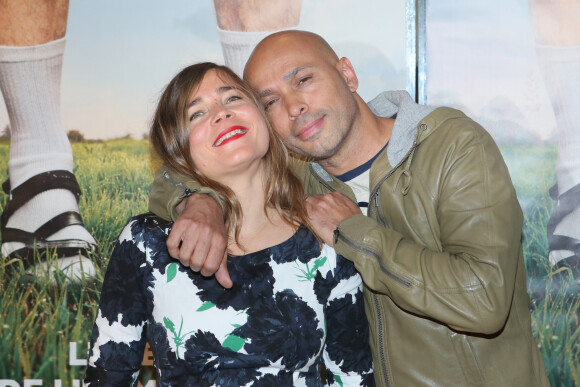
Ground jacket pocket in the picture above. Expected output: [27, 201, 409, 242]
[448, 332, 486, 386]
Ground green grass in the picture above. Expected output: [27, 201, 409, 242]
[0, 140, 578, 385]
[0, 139, 156, 384]
[502, 144, 579, 386]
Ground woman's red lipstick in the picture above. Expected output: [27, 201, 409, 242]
[213, 125, 248, 147]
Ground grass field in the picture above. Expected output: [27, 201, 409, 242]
[0, 139, 578, 386]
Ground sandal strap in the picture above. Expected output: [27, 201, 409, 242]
[8, 241, 97, 266]
[553, 255, 580, 272]
[548, 235, 580, 256]
[2, 211, 85, 244]
[1, 170, 82, 227]
[547, 182, 580, 254]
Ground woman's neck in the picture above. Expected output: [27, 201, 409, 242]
[225, 169, 296, 256]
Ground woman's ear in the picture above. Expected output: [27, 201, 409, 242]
[336, 57, 359, 92]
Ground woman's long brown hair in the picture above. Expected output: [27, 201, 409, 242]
[149, 62, 309, 248]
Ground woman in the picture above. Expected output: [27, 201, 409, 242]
[84, 63, 374, 386]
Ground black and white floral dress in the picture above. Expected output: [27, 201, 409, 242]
[85, 213, 374, 386]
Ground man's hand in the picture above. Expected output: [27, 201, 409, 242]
[305, 192, 362, 246]
[166, 194, 232, 288]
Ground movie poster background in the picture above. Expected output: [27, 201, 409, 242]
[0, 1, 409, 385]
[423, 0, 579, 385]
[1, 0, 578, 385]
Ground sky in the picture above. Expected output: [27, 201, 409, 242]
[0, 0, 408, 140]
[425, 0, 558, 143]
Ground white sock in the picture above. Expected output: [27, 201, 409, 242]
[218, 28, 287, 77]
[0, 38, 96, 272]
[536, 44, 580, 264]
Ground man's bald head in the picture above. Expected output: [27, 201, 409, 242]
[243, 30, 339, 81]
[238, 29, 367, 171]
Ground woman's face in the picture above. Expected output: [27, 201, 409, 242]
[187, 69, 270, 182]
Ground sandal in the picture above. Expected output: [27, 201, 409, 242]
[1, 170, 97, 267]
[547, 182, 580, 287]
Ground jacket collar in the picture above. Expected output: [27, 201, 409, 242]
[367, 91, 437, 168]
[309, 90, 437, 180]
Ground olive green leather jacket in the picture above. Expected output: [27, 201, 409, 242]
[149, 91, 548, 386]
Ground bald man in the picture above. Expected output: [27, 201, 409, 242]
[0, 0, 97, 279]
[149, 30, 548, 386]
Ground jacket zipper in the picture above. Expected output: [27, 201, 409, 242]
[367, 137, 421, 387]
[369, 139, 418, 214]
[163, 171, 196, 197]
[373, 293, 392, 387]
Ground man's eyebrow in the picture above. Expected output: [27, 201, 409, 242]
[187, 86, 236, 108]
[283, 66, 308, 82]
[257, 66, 311, 99]
[258, 89, 272, 99]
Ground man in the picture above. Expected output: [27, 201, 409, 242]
[0, 0, 96, 278]
[0, 0, 297, 280]
[529, 0, 580, 285]
[149, 30, 549, 386]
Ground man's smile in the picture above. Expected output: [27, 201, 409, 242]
[296, 116, 324, 140]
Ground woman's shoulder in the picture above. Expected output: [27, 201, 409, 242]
[130, 212, 172, 227]
[118, 212, 173, 243]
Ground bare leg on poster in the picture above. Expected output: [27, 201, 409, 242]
[529, 0, 580, 289]
[213, 0, 302, 77]
[0, 0, 97, 280]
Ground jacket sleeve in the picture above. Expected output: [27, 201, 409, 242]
[148, 159, 313, 221]
[148, 165, 224, 221]
[334, 118, 524, 335]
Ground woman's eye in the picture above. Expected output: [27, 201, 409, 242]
[189, 111, 203, 121]
[226, 95, 242, 103]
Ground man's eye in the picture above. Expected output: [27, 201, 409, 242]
[263, 99, 276, 111]
[298, 76, 311, 85]
[189, 111, 203, 121]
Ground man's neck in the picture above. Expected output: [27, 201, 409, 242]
[320, 103, 394, 176]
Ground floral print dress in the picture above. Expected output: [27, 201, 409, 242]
[85, 213, 374, 386]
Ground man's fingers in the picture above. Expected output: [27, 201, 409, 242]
[186, 234, 212, 271]
[215, 252, 233, 289]
[199, 233, 227, 276]
[166, 227, 184, 258]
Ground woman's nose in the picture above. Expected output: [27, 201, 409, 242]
[212, 106, 233, 124]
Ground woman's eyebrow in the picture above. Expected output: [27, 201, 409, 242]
[188, 86, 238, 108]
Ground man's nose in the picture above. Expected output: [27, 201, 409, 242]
[287, 96, 307, 120]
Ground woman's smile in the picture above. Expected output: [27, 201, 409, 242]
[213, 125, 249, 147]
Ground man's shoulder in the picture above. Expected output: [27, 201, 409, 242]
[423, 107, 488, 137]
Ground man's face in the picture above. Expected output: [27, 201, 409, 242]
[244, 35, 358, 161]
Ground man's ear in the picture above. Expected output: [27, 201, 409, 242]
[336, 57, 359, 92]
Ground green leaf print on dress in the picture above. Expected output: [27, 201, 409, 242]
[166, 262, 178, 282]
[163, 316, 194, 359]
[197, 301, 216, 311]
[295, 256, 327, 281]
[222, 333, 246, 352]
